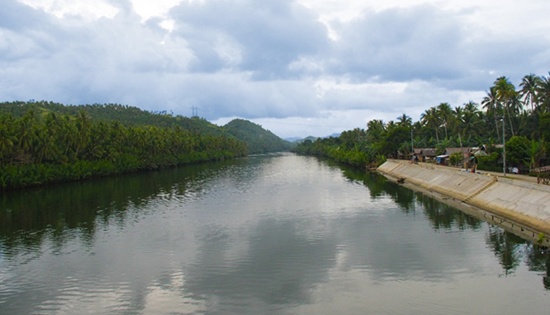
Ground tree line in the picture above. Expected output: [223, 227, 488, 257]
[0, 108, 247, 190]
[295, 72, 550, 171]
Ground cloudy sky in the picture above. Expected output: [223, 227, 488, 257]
[2, 0, 549, 138]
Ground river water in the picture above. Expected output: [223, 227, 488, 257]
[0, 153, 548, 314]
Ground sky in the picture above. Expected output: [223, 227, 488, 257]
[1, 0, 550, 138]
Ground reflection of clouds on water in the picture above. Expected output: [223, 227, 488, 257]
[143, 271, 207, 315]
[1, 154, 549, 314]
[185, 218, 338, 313]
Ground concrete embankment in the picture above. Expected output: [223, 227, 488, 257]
[377, 159, 550, 244]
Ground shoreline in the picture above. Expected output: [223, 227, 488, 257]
[377, 159, 550, 245]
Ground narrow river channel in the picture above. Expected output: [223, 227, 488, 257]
[1, 153, 548, 314]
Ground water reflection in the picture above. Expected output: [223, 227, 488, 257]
[0, 158, 246, 253]
[338, 163, 549, 285]
[185, 218, 337, 312]
[1, 154, 549, 314]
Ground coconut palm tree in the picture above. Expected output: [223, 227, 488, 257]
[396, 113, 412, 127]
[528, 139, 546, 170]
[452, 105, 464, 137]
[461, 101, 482, 140]
[421, 107, 440, 143]
[437, 102, 453, 139]
[519, 73, 542, 112]
[537, 72, 550, 113]
[482, 86, 501, 140]
[0, 125, 15, 165]
[493, 76, 518, 137]
[366, 119, 385, 144]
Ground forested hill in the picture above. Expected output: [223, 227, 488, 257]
[0, 101, 292, 153]
[223, 119, 293, 154]
[0, 101, 290, 190]
[0, 101, 225, 136]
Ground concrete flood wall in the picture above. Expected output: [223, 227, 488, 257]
[377, 159, 550, 243]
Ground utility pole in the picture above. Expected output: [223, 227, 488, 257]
[410, 128, 414, 155]
[191, 106, 199, 117]
[502, 115, 506, 177]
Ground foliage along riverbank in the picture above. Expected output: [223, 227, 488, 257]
[0, 103, 248, 190]
[294, 73, 550, 172]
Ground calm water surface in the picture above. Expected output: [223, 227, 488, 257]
[0, 153, 548, 314]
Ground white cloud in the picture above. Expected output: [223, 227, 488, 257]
[18, 0, 119, 20]
[2, 0, 550, 137]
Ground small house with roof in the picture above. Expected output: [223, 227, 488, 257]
[413, 148, 436, 162]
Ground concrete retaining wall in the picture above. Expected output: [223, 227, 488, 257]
[378, 159, 550, 237]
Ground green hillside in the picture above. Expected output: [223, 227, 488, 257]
[223, 119, 293, 154]
[0, 101, 226, 137]
[0, 101, 292, 152]
[0, 101, 288, 190]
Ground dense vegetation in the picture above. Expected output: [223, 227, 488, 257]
[223, 119, 293, 154]
[0, 101, 274, 190]
[0, 101, 229, 136]
[295, 73, 550, 171]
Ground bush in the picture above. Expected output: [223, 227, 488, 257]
[477, 152, 500, 172]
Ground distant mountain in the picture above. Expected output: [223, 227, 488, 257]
[284, 136, 303, 142]
[286, 133, 340, 143]
[223, 119, 293, 154]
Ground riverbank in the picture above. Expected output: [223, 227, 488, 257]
[377, 159, 550, 245]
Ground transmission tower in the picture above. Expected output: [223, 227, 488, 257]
[191, 106, 199, 117]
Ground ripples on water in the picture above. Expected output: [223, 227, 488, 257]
[0, 153, 549, 314]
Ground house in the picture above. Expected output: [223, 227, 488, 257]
[413, 148, 436, 162]
[444, 147, 472, 167]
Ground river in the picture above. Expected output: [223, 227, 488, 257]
[0, 153, 548, 314]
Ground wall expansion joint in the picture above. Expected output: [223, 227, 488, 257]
[462, 177, 497, 203]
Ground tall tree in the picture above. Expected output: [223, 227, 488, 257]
[482, 86, 501, 140]
[537, 72, 550, 113]
[461, 101, 482, 141]
[493, 76, 518, 137]
[366, 119, 385, 144]
[420, 107, 440, 143]
[396, 113, 412, 127]
[437, 102, 453, 139]
[519, 73, 542, 112]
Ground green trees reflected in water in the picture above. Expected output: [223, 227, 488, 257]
[0, 104, 247, 190]
[0, 159, 242, 255]
[1, 157, 549, 289]
[338, 164, 550, 287]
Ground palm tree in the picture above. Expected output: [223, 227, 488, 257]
[396, 113, 412, 127]
[421, 107, 440, 143]
[437, 102, 453, 139]
[482, 86, 501, 140]
[0, 125, 15, 165]
[452, 106, 464, 138]
[528, 139, 546, 170]
[461, 101, 482, 140]
[17, 110, 39, 156]
[74, 109, 91, 159]
[537, 72, 550, 113]
[385, 120, 397, 132]
[519, 73, 542, 112]
[493, 76, 518, 137]
[366, 119, 385, 144]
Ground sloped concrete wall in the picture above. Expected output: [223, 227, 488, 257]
[378, 159, 550, 235]
[469, 181, 550, 234]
